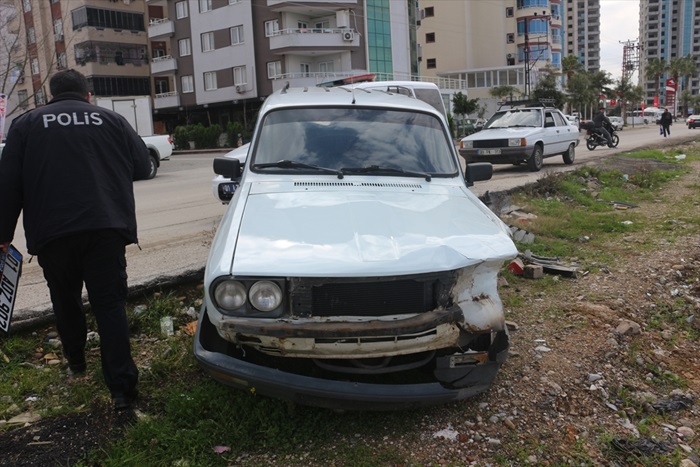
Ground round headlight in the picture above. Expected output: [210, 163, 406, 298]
[249, 281, 283, 312]
[213, 280, 247, 311]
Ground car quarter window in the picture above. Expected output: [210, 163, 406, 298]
[553, 112, 568, 127]
[544, 112, 556, 128]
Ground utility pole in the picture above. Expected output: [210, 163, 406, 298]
[523, 11, 551, 99]
[620, 39, 640, 81]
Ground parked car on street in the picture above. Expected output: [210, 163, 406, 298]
[608, 116, 624, 131]
[459, 100, 580, 172]
[687, 115, 700, 129]
[564, 114, 580, 129]
[196, 85, 518, 410]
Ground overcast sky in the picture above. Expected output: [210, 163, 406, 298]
[599, 0, 641, 80]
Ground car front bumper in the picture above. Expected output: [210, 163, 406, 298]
[194, 306, 509, 411]
[459, 145, 535, 164]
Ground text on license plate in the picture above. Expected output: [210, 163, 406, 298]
[479, 149, 501, 155]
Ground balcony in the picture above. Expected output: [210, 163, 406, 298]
[271, 71, 368, 91]
[148, 18, 174, 38]
[269, 28, 359, 51]
[151, 55, 177, 74]
[154, 91, 179, 109]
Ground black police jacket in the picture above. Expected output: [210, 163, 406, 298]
[0, 93, 151, 255]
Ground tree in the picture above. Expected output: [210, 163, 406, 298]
[644, 58, 667, 106]
[451, 92, 479, 118]
[531, 72, 565, 109]
[614, 76, 644, 125]
[561, 55, 583, 83]
[674, 55, 697, 116]
[489, 85, 519, 102]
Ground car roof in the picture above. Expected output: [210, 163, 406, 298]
[261, 85, 441, 117]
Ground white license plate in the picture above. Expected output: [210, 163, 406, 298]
[479, 149, 501, 155]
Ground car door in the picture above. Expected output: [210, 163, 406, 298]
[551, 110, 576, 153]
[542, 110, 562, 155]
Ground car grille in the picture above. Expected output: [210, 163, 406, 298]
[471, 139, 509, 149]
[289, 272, 456, 318]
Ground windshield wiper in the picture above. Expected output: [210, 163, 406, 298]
[340, 165, 432, 181]
[253, 160, 344, 178]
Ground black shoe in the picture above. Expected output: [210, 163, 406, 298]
[113, 388, 138, 411]
[67, 354, 87, 375]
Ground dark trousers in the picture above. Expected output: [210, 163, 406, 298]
[37, 230, 138, 398]
[662, 124, 671, 137]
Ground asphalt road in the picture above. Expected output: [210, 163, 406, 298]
[7, 123, 699, 331]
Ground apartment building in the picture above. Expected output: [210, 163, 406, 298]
[418, 0, 600, 105]
[7, 0, 150, 110]
[2, 0, 429, 133]
[639, 0, 700, 109]
[563, 0, 600, 72]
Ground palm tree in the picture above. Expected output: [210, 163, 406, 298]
[677, 55, 697, 116]
[667, 56, 695, 114]
[561, 55, 583, 113]
[645, 58, 667, 107]
[614, 76, 644, 125]
[489, 85, 519, 102]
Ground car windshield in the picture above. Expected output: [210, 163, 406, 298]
[484, 109, 542, 129]
[251, 107, 458, 175]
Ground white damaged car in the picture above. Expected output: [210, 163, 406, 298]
[195, 86, 518, 410]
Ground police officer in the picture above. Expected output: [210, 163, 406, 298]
[0, 69, 151, 410]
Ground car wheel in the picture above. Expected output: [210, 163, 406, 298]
[562, 143, 575, 165]
[527, 145, 544, 172]
[146, 154, 158, 179]
[611, 134, 620, 148]
[586, 139, 596, 151]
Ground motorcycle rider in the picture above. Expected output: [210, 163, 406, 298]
[593, 107, 614, 148]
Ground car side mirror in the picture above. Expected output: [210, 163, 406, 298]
[465, 162, 493, 186]
[213, 158, 242, 180]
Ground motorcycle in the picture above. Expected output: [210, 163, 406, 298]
[583, 121, 619, 150]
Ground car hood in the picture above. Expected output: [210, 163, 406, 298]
[211, 182, 517, 277]
[463, 127, 541, 141]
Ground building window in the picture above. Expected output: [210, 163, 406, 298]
[426, 58, 436, 69]
[319, 61, 334, 74]
[201, 32, 215, 52]
[179, 38, 191, 56]
[230, 25, 244, 45]
[181, 75, 194, 93]
[18, 90, 29, 110]
[204, 71, 217, 90]
[22, 0, 31, 13]
[35, 89, 45, 106]
[300, 63, 310, 77]
[57, 51, 67, 69]
[71, 6, 146, 31]
[425, 32, 435, 43]
[506, 7, 514, 17]
[233, 66, 246, 85]
[31, 58, 40, 75]
[199, 0, 212, 13]
[265, 20, 279, 37]
[27, 27, 35, 44]
[424, 6, 434, 17]
[176, 1, 188, 19]
[54, 19, 64, 38]
[267, 61, 281, 79]
[507, 33, 515, 43]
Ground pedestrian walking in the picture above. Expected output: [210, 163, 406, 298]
[0, 69, 151, 411]
[660, 108, 673, 137]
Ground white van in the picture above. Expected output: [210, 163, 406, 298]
[347, 81, 448, 121]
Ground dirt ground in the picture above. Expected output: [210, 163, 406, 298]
[1, 151, 699, 466]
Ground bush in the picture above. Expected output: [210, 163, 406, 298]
[171, 124, 224, 150]
[226, 121, 246, 147]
